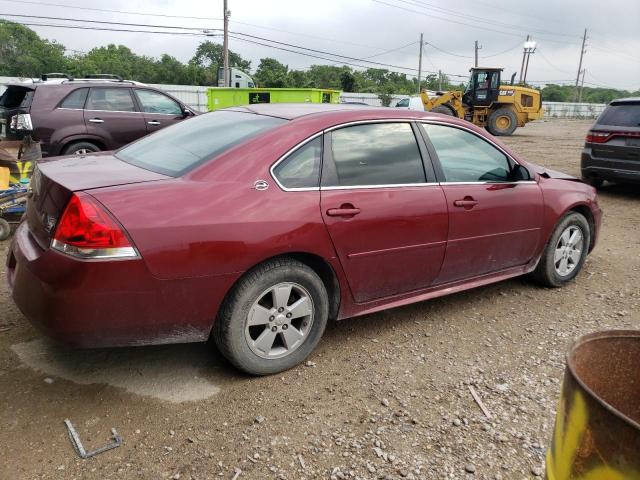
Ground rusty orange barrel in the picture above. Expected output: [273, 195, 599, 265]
[546, 331, 640, 479]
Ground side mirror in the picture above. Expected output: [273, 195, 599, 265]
[510, 163, 530, 181]
[181, 107, 192, 117]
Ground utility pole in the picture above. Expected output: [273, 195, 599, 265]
[519, 35, 530, 84]
[417, 33, 423, 94]
[573, 28, 588, 102]
[578, 69, 586, 103]
[438, 70, 442, 91]
[222, 0, 230, 87]
[474, 40, 482, 68]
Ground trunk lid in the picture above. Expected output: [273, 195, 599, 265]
[27, 153, 169, 249]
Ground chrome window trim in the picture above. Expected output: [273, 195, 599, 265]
[322, 182, 439, 191]
[269, 131, 324, 192]
[270, 118, 536, 193]
[83, 108, 142, 114]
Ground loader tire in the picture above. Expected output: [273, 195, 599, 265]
[487, 108, 518, 136]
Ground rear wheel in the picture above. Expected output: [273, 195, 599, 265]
[213, 258, 329, 375]
[62, 141, 101, 156]
[487, 108, 518, 136]
[530, 212, 590, 288]
[0, 218, 10, 241]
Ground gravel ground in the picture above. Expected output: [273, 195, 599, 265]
[1, 119, 639, 480]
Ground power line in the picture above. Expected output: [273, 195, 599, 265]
[361, 40, 418, 59]
[0, 13, 429, 73]
[392, 0, 581, 39]
[424, 41, 472, 59]
[0, 0, 394, 53]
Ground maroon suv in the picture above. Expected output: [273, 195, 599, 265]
[0, 76, 197, 156]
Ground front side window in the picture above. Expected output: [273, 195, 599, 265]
[116, 111, 286, 176]
[422, 124, 514, 182]
[273, 136, 322, 189]
[135, 89, 182, 115]
[86, 88, 136, 112]
[59, 88, 88, 109]
[324, 123, 425, 187]
[396, 98, 409, 107]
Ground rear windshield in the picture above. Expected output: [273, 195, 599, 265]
[0, 86, 34, 110]
[116, 111, 287, 176]
[597, 103, 640, 127]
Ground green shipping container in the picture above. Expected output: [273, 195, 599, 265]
[207, 88, 341, 111]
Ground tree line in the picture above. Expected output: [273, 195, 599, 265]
[1, 21, 637, 103]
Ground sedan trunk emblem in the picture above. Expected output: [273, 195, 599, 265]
[253, 180, 269, 191]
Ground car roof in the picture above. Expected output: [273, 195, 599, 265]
[609, 97, 640, 105]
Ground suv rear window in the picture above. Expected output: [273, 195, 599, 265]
[597, 103, 640, 127]
[116, 111, 287, 176]
[0, 86, 34, 110]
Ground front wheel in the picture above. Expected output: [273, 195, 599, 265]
[530, 212, 590, 288]
[62, 141, 101, 156]
[213, 258, 329, 375]
[487, 108, 518, 136]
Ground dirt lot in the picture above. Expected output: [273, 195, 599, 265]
[1, 119, 638, 480]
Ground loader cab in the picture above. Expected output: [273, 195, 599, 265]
[463, 68, 502, 107]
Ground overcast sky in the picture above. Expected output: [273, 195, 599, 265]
[3, 0, 639, 90]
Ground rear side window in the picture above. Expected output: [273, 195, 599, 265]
[0, 86, 34, 109]
[273, 136, 322, 189]
[134, 89, 182, 115]
[597, 103, 640, 127]
[324, 123, 425, 187]
[86, 88, 136, 112]
[59, 88, 88, 109]
[423, 124, 513, 182]
[116, 111, 287, 176]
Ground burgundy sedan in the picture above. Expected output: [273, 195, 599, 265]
[6, 104, 601, 375]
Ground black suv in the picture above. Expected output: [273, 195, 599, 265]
[0, 74, 197, 157]
[581, 98, 640, 187]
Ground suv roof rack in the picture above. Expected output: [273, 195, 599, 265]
[41, 73, 74, 81]
[84, 74, 123, 81]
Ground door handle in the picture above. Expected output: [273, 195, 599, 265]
[147, 120, 161, 126]
[326, 206, 361, 217]
[453, 197, 478, 209]
[88, 118, 104, 123]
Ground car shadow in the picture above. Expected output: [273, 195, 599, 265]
[11, 336, 243, 403]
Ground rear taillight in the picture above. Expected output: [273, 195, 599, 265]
[9, 113, 33, 131]
[51, 193, 138, 259]
[586, 130, 640, 143]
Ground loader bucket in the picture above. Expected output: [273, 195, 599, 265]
[546, 330, 640, 479]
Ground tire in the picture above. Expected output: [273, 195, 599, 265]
[62, 141, 101, 156]
[530, 212, 590, 288]
[213, 258, 329, 375]
[432, 105, 455, 116]
[0, 218, 10, 241]
[581, 174, 604, 189]
[487, 108, 518, 136]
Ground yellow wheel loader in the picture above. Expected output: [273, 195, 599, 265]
[421, 67, 544, 136]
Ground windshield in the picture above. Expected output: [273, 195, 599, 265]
[116, 111, 287, 176]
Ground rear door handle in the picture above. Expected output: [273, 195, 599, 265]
[326, 207, 361, 217]
[147, 120, 161, 126]
[88, 118, 104, 123]
[453, 197, 478, 208]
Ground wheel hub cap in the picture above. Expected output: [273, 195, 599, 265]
[244, 282, 314, 360]
[554, 225, 584, 277]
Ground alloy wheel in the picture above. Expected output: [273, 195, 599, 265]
[554, 225, 584, 277]
[244, 282, 314, 359]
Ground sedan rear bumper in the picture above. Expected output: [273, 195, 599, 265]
[6, 222, 238, 348]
